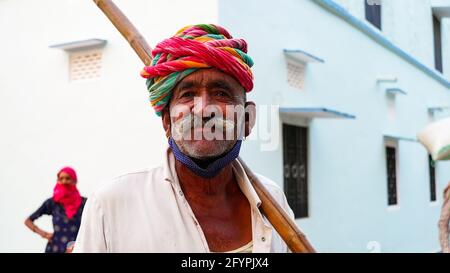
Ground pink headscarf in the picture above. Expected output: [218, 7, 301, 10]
[52, 167, 82, 220]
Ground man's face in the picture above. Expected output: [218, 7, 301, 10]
[163, 68, 253, 160]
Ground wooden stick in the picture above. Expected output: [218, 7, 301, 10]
[238, 157, 316, 253]
[92, 0, 316, 253]
[93, 0, 152, 66]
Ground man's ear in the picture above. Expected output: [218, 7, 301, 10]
[161, 108, 171, 138]
[244, 101, 256, 138]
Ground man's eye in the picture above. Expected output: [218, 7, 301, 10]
[180, 91, 195, 98]
[215, 90, 229, 97]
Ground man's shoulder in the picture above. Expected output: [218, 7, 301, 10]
[252, 173, 294, 219]
[113, 166, 165, 183]
[254, 173, 283, 191]
[253, 173, 286, 201]
[92, 166, 165, 202]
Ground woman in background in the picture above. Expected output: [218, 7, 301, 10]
[24, 167, 87, 253]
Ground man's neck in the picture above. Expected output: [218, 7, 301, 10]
[175, 160, 239, 199]
[174, 157, 253, 252]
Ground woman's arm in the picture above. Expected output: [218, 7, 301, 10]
[24, 218, 53, 242]
[26, 199, 54, 242]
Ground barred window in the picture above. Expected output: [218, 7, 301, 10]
[429, 155, 437, 202]
[433, 15, 443, 73]
[365, 0, 382, 30]
[283, 124, 308, 218]
[386, 146, 398, 206]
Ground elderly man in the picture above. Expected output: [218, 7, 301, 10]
[74, 24, 294, 253]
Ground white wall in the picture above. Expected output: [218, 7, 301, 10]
[0, 0, 218, 252]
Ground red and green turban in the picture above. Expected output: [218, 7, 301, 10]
[140, 24, 254, 116]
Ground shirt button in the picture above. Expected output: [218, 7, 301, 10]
[179, 190, 184, 196]
[261, 237, 266, 242]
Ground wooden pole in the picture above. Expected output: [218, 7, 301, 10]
[93, 0, 152, 66]
[92, 0, 316, 253]
[238, 157, 316, 253]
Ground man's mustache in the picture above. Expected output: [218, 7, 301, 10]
[172, 114, 237, 140]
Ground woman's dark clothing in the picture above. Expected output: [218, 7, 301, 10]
[29, 197, 87, 253]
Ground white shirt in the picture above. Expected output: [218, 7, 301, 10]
[73, 147, 295, 253]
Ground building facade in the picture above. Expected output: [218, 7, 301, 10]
[220, 0, 450, 252]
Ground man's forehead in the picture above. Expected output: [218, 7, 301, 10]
[175, 69, 242, 89]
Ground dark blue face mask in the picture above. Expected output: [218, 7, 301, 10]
[168, 137, 242, 179]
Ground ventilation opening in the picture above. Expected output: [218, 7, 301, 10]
[286, 60, 305, 90]
[69, 49, 102, 82]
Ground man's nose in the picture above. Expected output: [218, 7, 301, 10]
[193, 92, 213, 117]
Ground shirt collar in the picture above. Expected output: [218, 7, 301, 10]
[163, 146, 176, 184]
[231, 160, 262, 210]
[162, 146, 262, 210]
[163, 146, 273, 234]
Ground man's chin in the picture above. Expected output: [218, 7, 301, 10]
[178, 139, 234, 159]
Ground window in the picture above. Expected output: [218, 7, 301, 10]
[429, 155, 437, 202]
[433, 15, 443, 73]
[283, 124, 308, 218]
[365, 0, 382, 30]
[386, 145, 398, 206]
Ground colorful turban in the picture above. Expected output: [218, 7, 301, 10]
[140, 24, 254, 116]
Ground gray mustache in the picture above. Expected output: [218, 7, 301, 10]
[172, 114, 236, 139]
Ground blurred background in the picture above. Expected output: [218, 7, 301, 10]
[1, 0, 449, 253]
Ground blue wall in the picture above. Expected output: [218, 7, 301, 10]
[219, 0, 450, 252]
